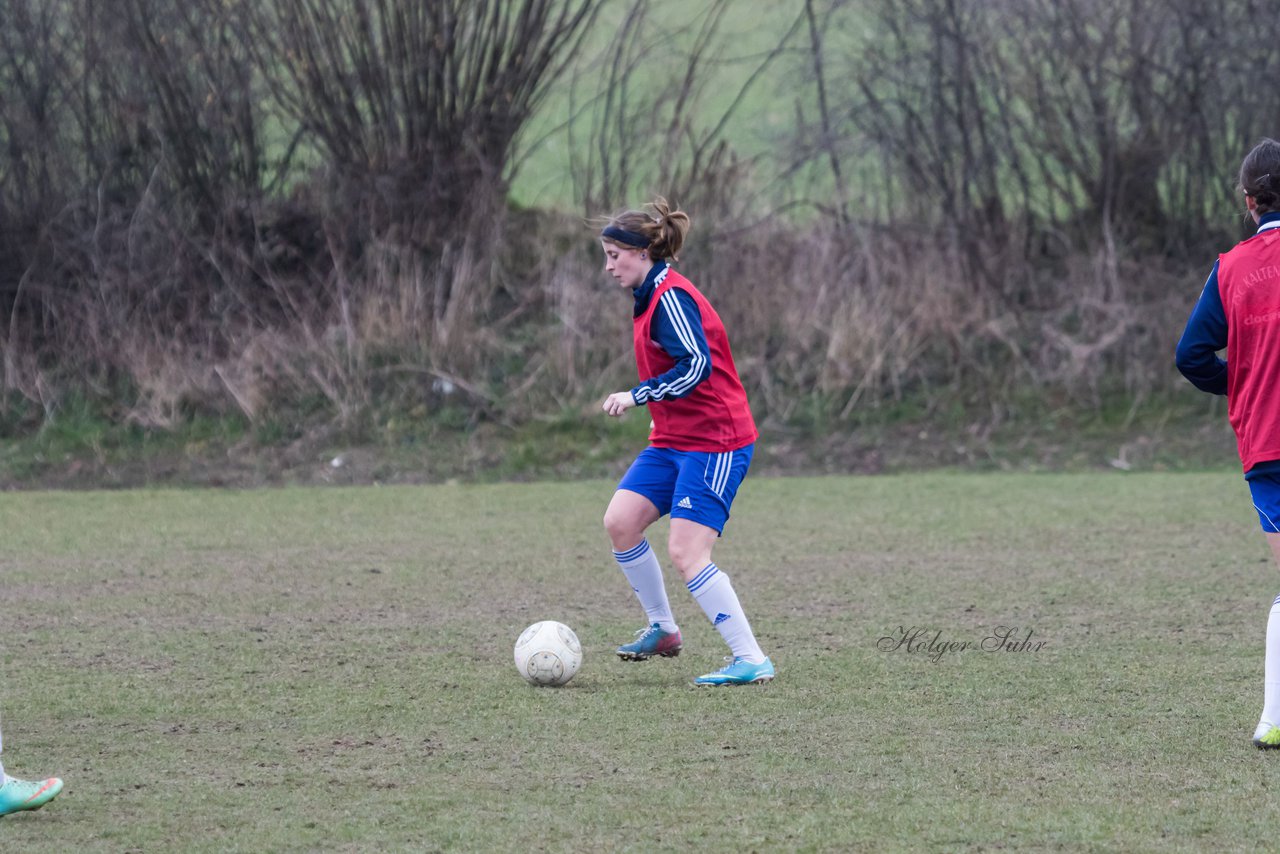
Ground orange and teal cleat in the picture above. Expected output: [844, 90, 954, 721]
[0, 776, 63, 817]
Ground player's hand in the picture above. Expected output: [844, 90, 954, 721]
[602, 391, 637, 417]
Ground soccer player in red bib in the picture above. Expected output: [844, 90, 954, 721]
[1177, 138, 1280, 747]
[598, 198, 774, 686]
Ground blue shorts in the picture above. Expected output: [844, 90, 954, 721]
[1250, 474, 1280, 533]
[616, 444, 754, 534]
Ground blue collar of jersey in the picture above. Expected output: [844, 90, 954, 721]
[1258, 211, 1280, 233]
[631, 261, 672, 316]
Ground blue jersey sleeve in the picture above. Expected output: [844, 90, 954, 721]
[1175, 260, 1228, 396]
[630, 288, 713, 405]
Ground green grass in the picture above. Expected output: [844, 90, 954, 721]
[0, 390, 1241, 488]
[3, 472, 1280, 850]
[0, 396, 250, 486]
[510, 0, 814, 209]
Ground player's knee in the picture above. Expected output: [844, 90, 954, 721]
[603, 508, 639, 547]
[666, 539, 707, 577]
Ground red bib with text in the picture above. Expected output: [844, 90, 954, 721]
[1220, 225, 1280, 470]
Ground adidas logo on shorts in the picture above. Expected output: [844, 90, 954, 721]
[676, 496, 693, 509]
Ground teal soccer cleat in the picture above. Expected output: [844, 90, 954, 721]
[0, 776, 63, 817]
[616, 624, 683, 661]
[694, 656, 775, 686]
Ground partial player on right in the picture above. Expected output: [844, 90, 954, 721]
[1176, 137, 1280, 749]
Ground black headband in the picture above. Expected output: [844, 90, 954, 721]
[601, 225, 650, 248]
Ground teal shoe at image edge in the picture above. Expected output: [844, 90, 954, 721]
[695, 656, 775, 686]
[0, 776, 64, 816]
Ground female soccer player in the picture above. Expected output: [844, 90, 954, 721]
[0, 716, 63, 816]
[598, 198, 774, 686]
[1177, 137, 1280, 748]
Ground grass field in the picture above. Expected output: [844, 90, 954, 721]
[3, 472, 1280, 851]
[510, 0, 810, 208]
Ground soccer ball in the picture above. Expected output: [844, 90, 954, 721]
[514, 620, 583, 686]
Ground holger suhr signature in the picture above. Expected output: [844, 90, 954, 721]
[877, 625, 1046, 663]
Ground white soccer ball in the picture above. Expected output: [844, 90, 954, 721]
[514, 620, 583, 686]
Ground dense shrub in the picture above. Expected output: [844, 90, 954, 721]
[0, 0, 1272, 439]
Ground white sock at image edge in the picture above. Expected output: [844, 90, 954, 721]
[1260, 593, 1280, 735]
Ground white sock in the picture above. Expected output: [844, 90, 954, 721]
[1262, 594, 1280, 729]
[686, 563, 766, 664]
[614, 540, 677, 633]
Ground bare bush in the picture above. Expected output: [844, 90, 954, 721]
[1, 0, 601, 433]
[565, 1, 803, 220]
[815, 0, 1280, 253]
[244, 0, 596, 296]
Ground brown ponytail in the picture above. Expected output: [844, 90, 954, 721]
[599, 197, 692, 261]
[647, 197, 690, 261]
